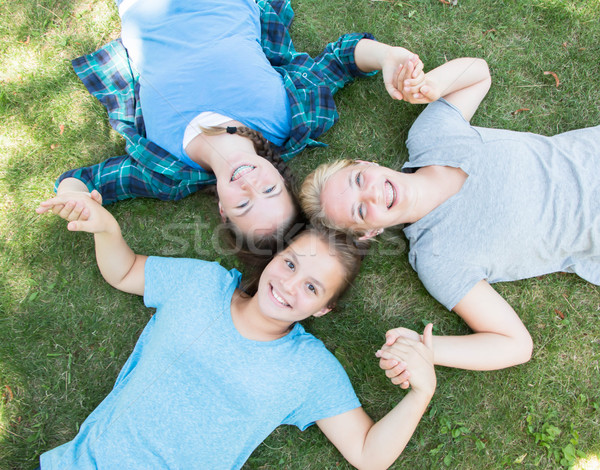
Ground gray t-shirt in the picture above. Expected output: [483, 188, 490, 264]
[403, 99, 600, 310]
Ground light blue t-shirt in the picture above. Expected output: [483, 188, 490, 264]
[119, 0, 292, 169]
[40, 257, 359, 469]
[403, 99, 600, 310]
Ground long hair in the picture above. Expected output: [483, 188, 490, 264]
[202, 125, 306, 290]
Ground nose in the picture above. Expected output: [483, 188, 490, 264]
[362, 180, 380, 205]
[281, 273, 299, 295]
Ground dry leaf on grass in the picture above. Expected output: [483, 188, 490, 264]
[543, 71, 560, 87]
[511, 108, 530, 115]
[4, 385, 14, 402]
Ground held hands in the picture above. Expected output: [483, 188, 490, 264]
[395, 58, 441, 104]
[381, 49, 425, 101]
[376, 324, 436, 397]
[36, 190, 117, 234]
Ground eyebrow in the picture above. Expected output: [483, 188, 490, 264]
[236, 185, 284, 218]
[348, 173, 358, 222]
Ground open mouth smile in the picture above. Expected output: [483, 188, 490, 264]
[385, 180, 396, 209]
[270, 284, 290, 307]
[231, 165, 255, 182]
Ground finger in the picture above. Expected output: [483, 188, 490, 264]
[391, 371, 411, 385]
[412, 60, 424, 79]
[67, 219, 92, 232]
[379, 357, 398, 370]
[51, 204, 66, 216]
[36, 205, 53, 214]
[423, 323, 434, 349]
[90, 190, 103, 204]
[385, 363, 408, 379]
[67, 202, 85, 222]
[400, 380, 410, 389]
[57, 201, 76, 219]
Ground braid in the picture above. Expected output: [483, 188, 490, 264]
[201, 125, 295, 187]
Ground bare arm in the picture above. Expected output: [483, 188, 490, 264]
[354, 39, 424, 101]
[434, 280, 533, 369]
[399, 57, 491, 121]
[318, 326, 436, 470]
[381, 281, 533, 372]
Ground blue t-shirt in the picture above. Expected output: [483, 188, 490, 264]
[40, 257, 359, 469]
[119, 0, 292, 169]
[403, 99, 600, 310]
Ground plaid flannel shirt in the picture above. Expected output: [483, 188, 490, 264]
[58, 0, 375, 203]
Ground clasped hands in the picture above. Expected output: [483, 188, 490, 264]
[376, 323, 436, 395]
[383, 51, 441, 104]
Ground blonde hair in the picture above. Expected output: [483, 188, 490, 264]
[299, 159, 357, 232]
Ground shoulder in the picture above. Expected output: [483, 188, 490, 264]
[145, 257, 241, 295]
[290, 326, 346, 372]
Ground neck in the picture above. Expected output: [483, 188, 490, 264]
[185, 121, 257, 179]
[404, 166, 467, 223]
[231, 292, 294, 342]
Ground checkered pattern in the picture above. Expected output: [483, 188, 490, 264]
[58, 0, 375, 204]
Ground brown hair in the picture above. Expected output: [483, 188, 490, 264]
[202, 125, 304, 281]
[239, 226, 366, 309]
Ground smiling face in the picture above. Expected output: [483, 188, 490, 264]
[216, 152, 296, 236]
[319, 162, 410, 234]
[256, 232, 346, 323]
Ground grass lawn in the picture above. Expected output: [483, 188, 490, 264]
[1, 0, 599, 468]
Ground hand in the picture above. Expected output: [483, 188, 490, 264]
[381, 49, 424, 101]
[36, 190, 117, 234]
[377, 326, 421, 388]
[396, 59, 441, 104]
[377, 324, 436, 397]
[36, 189, 103, 222]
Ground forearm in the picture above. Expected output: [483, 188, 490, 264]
[425, 57, 490, 97]
[56, 177, 92, 195]
[358, 390, 432, 470]
[354, 39, 411, 73]
[93, 222, 139, 290]
[432, 332, 533, 370]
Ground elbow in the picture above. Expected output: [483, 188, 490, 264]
[512, 331, 533, 366]
[476, 58, 492, 91]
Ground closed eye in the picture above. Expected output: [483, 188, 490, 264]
[358, 203, 365, 220]
[355, 171, 362, 188]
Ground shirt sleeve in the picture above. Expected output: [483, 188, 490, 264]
[411, 247, 486, 311]
[144, 257, 238, 310]
[405, 99, 481, 169]
[55, 154, 216, 204]
[313, 33, 378, 95]
[283, 341, 361, 430]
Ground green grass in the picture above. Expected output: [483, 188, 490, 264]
[1, 0, 599, 469]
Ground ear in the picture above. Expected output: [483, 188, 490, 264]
[217, 201, 227, 223]
[313, 307, 331, 318]
[358, 228, 384, 241]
